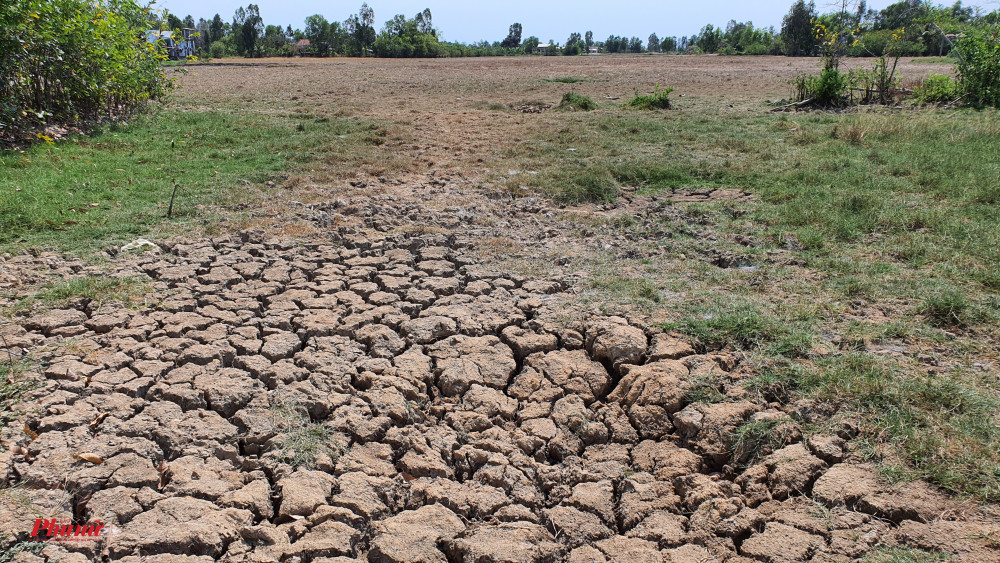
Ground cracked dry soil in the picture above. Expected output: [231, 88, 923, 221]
[2, 186, 1000, 563]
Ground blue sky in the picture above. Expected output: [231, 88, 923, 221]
[157, 0, 999, 43]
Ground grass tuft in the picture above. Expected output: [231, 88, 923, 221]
[556, 92, 597, 112]
[544, 77, 585, 83]
[920, 288, 972, 327]
[625, 85, 675, 110]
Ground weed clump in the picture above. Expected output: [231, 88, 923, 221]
[920, 288, 972, 327]
[545, 77, 584, 83]
[625, 85, 675, 109]
[556, 92, 597, 111]
[913, 74, 961, 105]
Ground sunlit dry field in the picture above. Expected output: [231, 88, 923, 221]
[3, 54, 999, 562]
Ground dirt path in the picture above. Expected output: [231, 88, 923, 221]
[2, 169, 999, 562]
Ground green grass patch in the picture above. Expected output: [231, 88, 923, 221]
[6, 275, 152, 316]
[731, 418, 799, 465]
[666, 303, 813, 358]
[625, 85, 675, 110]
[544, 77, 585, 83]
[0, 358, 38, 431]
[862, 547, 951, 562]
[0, 105, 370, 253]
[756, 353, 1000, 501]
[556, 92, 597, 111]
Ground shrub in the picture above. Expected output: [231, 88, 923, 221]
[955, 27, 1000, 108]
[913, 74, 960, 105]
[625, 85, 675, 109]
[794, 68, 848, 105]
[556, 92, 596, 111]
[0, 0, 170, 147]
[210, 42, 229, 59]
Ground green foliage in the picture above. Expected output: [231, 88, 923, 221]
[914, 74, 960, 104]
[955, 27, 1000, 107]
[373, 11, 440, 58]
[556, 93, 596, 111]
[847, 28, 926, 57]
[795, 68, 848, 105]
[0, 0, 170, 147]
[625, 85, 675, 110]
[782, 0, 818, 56]
[545, 77, 584, 84]
[501, 23, 522, 49]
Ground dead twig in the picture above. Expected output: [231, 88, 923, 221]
[770, 98, 814, 112]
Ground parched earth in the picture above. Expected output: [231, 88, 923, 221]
[3, 200, 999, 563]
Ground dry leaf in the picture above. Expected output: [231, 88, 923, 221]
[157, 460, 172, 490]
[23, 424, 38, 441]
[89, 412, 108, 431]
[401, 472, 416, 482]
[73, 453, 104, 465]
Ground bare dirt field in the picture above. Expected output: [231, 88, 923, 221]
[3, 55, 999, 563]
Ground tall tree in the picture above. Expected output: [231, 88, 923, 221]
[415, 8, 434, 35]
[166, 12, 183, 30]
[501, 23, 522, 48]
[648, 33, 660, 52]
[345, 3, 376, 56]
[182, 14, 195, 29]
[305, 14, 330, 54]
[781, 0, 817, 56]
[210, 14, 225, 43]
[585, 31, 593, 50]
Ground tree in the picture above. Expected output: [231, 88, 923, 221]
[166, 12, 183, 30]
[238, 4, 264, 58]
[585, 31, 594, 51]
[648, 33, 660, 52]
[501, 23, 522, 49]
[661, 36, 677, 52]
[210, 14, 225, 43]
[522, 35, 539, 52]
[628, 36, 644, 53]
[373, 10, 440, 57]
[781, 0, 817, 56]
[697, 24, 722, 52]
[183, 15, 195, 29]
[305, 14, 330, 54]
[345, 3, 376, 56]
[415, 8, 434, 35]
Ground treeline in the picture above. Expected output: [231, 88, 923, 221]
[169, 0, 997, 59]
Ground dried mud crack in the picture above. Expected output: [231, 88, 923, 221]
[2, 226, 999, 563]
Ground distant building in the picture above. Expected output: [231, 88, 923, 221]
[589, 47, 599, 54]
[146, 28, 196, 59]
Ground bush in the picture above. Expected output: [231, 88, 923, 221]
[625, 85, 675, 109]
[955, 27, 1000, 107]
[794, 68, 848, 105]
[0, 0, 170, 147]
[209, 42, 229, 59]
[913, 74, 960, 105]
[556, 92, 596, 111]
